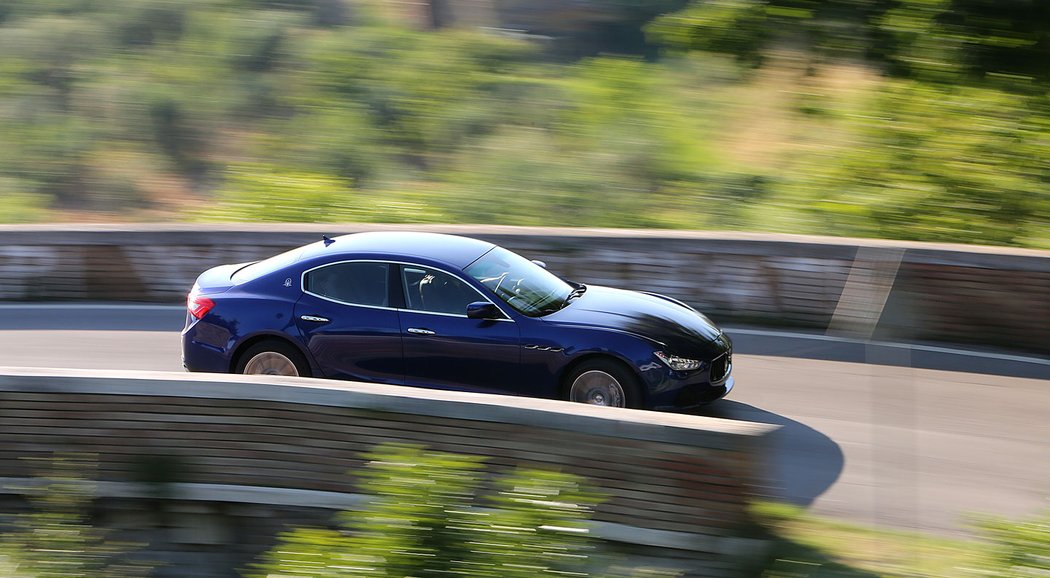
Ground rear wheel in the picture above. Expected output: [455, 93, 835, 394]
[564, 359, 642, 409]
[236, 341, 310, 377]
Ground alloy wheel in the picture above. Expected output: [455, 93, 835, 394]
[242, 351, 300, 376]
[569, 370, 626, 407]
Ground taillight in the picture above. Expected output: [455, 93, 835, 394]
[187, 286, 215, 319]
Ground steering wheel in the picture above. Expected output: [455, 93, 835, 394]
[491, 272, 510, 295]
[476, 272, 505, 291]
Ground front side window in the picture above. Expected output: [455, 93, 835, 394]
[465, 247, 572, 317]
[304, 262, 390, 307]
[401, 265, 484, 316]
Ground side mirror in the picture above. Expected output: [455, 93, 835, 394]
[531, 259, 547, 269]
[467, 301, 504, 320]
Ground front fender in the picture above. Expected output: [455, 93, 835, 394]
[528, 323, 672, 403]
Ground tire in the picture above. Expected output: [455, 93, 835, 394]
[563, 358, 642, 409]
[235, 340, 311, 378]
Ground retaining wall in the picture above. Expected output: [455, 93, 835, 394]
[0, 367, 777, 577]
[0, 224, 1047, 353]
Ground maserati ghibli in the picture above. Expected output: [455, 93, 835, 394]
[182, 232, 733, 410]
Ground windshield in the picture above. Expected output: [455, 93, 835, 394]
[465, 247, 573, 317]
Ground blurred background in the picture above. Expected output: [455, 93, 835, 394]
[0, 0, 1046, 248]
[1, 4, 1049, 576]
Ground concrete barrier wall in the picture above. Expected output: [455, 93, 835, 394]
[0, 224, 1047, 353]
[0, 368, 776, 577]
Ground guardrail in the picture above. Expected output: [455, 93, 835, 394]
[0, 367, 777, 577]
[0, 224, 1047, 354]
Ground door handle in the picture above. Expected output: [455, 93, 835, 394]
[300, 315, 330, 323]
[406, 327, 435, 335]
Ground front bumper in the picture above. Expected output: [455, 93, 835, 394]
[640, 342, 734, 410]
[676, 375, 733, 408]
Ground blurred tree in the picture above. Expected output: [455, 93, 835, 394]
[877, 0, 960, 79]
[149, 99, 209, 180]
[940, 0, 1050, 84]
[650, 0, 1050, 87]
[116, 1, 187, 47]
[783, 81, 1049, 246]
[277, 23, 535, 167]
[0, 0, 1045, 248]
[647, 0, 774, 65]
[647, 0, 900, 66]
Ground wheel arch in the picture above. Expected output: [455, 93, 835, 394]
[558, 351, 645, 403]
[229, 332, 315, 376]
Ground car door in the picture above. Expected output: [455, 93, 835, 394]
[294, 261, 403, 383]
[397, 263, 521, 394]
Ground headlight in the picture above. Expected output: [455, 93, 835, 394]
[654, 351, 701, 372]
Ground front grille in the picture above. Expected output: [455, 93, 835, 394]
[709, 352, 730, 382]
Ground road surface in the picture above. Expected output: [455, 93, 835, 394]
[0, 304, 1047, 536]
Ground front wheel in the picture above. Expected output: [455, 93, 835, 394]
[236, 341, 311, 377]
[564, 359, 642, 409]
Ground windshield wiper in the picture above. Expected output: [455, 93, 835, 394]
[536, 305, 563, 315]
[567, 284, 587, 301]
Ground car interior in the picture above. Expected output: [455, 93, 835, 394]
[403, 267, 480, 315]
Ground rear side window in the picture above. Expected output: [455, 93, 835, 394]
[304, 262, 390, 307]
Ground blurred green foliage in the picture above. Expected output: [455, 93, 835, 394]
[754, 501, 1050, 578]
[969, 509, 1050, 577]
[248, 443, 616, 577]
[0, 456, 152, 578]
[0, 183, 50, 223]
[775, 81, 1049, 245]
[0, 450, 1045, 577]
[0, 0, 1046, 247]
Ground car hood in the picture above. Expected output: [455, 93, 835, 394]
[543, 286, 727, 356]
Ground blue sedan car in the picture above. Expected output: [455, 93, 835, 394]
[182, 232, 733, 410]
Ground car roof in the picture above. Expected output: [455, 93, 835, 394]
[300, 232, 496, 269]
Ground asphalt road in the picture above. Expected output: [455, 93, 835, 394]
[0, 304, 1047, 537]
